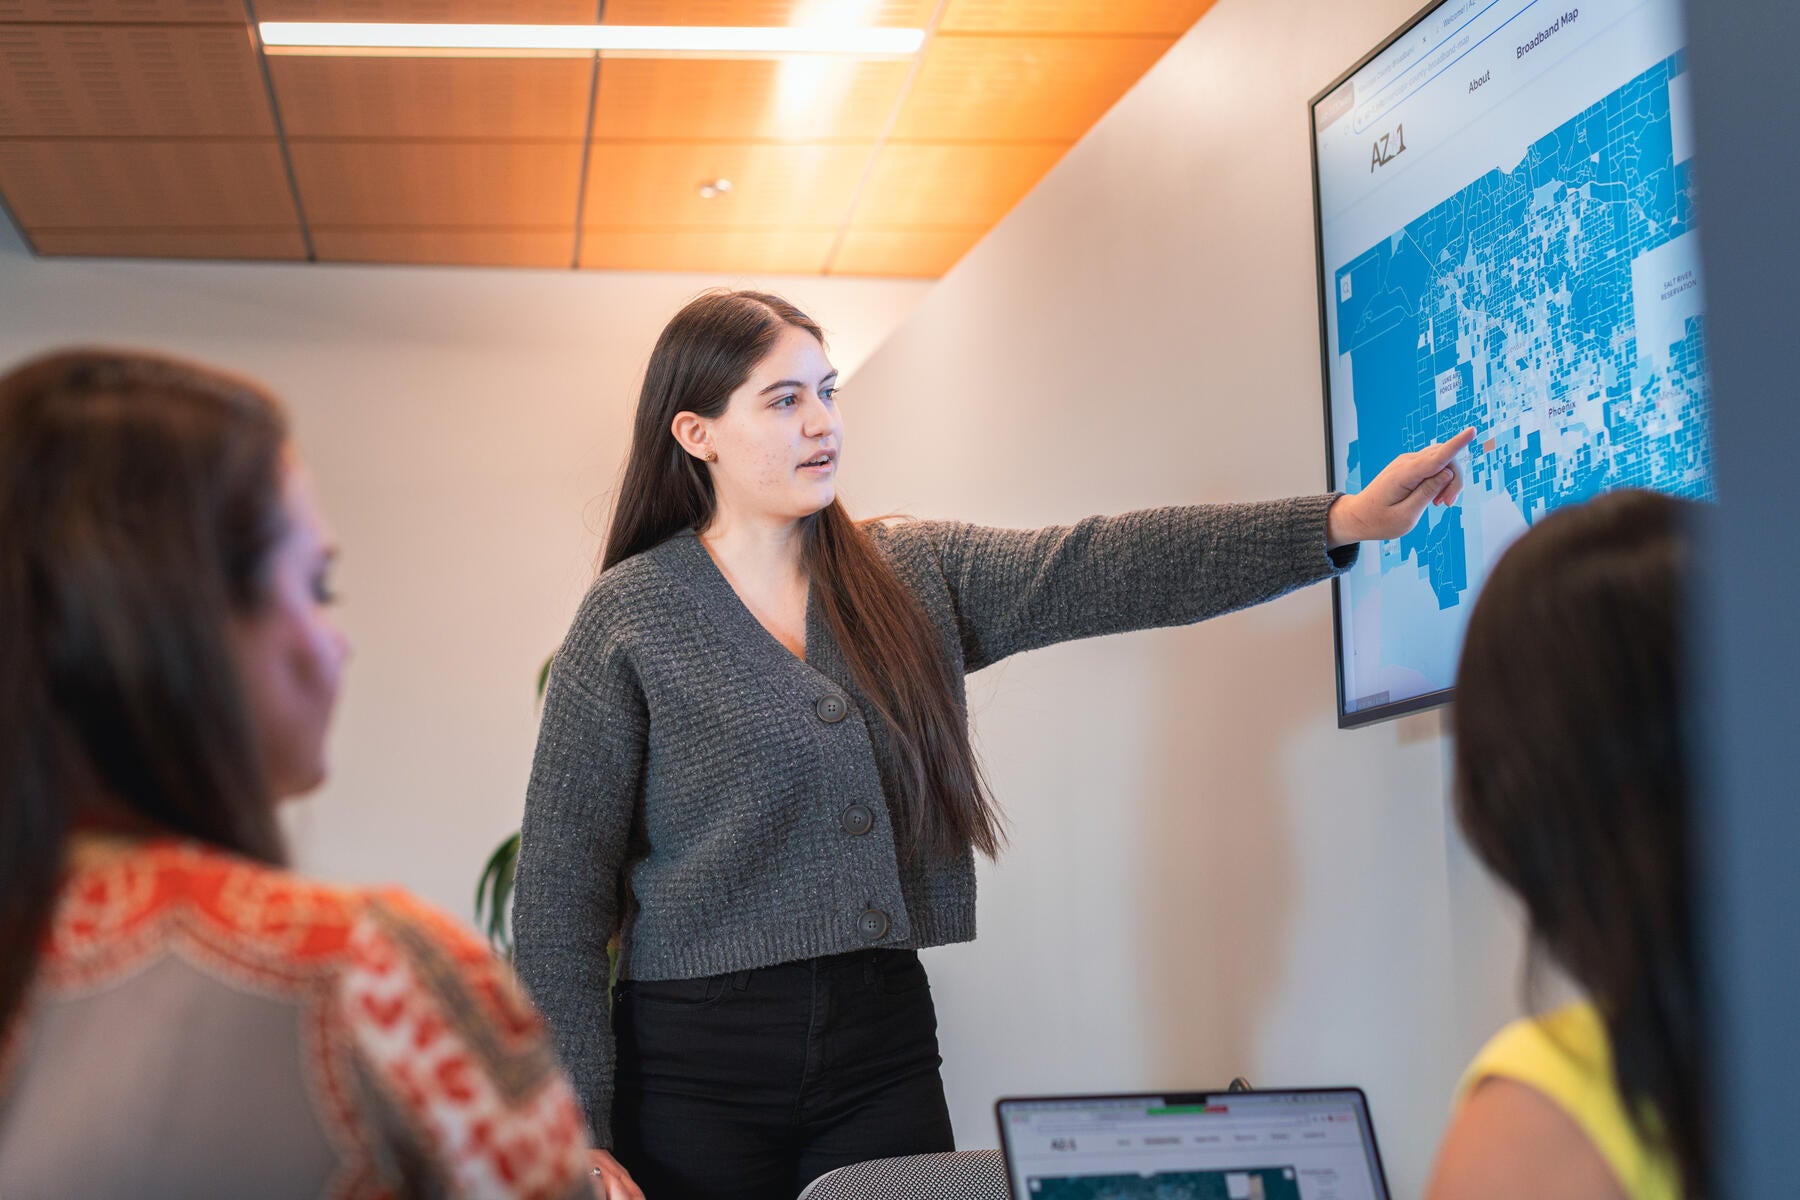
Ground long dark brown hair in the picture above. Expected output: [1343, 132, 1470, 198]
[1453, 488, 1703, 1194]
[0, 349, 291, 1034]
[603, 290, 1004, 859]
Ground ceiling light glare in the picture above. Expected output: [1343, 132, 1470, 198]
[258, 22, 926, 59]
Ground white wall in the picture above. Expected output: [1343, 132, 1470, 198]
[0, 214, 929, 927]
[836, 0, 1529, 1192]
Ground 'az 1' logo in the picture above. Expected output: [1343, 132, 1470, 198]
[1370, 123, 1407, 172]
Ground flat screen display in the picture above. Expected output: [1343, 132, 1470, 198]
[996, 1090, 1391, 1200]
[1311, 0, 1713, 726]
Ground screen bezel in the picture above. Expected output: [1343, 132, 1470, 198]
[993, 1087, 1393, 1200]
[1309, 0, 1460, 730]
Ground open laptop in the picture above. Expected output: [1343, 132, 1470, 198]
[995, 1089, 1392, 1200]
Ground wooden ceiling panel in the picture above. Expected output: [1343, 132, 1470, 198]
[0, 1, 243, 21]
[830, 226, 983, 277]
[254, 1, 596, 20]
[0, 0, 1187, 278]
[313, 227, 575, 266]
[851, 141, 1064, 227]
[601, 1, 933, 27]
[583, 142, 869, 228]
[290, 141, 584, 226]
[29, 228, 307, 260]
[594, 57, 906, 143]
[271, 56, 593, 139]
[0, 140, 298, 227]
[579, 226, 833, 273]
[0, 25, 273, 138]
[939, 0, 1215, 35]
[892, 33, 1173, 141]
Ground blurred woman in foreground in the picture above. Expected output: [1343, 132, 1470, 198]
[0, 349, 594, 1199]
[1426, 488, 1703, 1200]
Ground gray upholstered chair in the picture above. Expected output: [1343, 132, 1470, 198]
[795, 1148, 1008, 1200]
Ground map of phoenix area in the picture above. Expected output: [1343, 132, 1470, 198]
[1330, 49, 1711, 703]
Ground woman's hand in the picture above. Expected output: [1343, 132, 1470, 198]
[1328, 427, 1478, 548]
[587, 1149, 645, 1200]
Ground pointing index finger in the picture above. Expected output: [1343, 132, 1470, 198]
[1418, 427, 1476, 472]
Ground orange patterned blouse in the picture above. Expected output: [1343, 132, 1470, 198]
[0, 833, 593, 1200]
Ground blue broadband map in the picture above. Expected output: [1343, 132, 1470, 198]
[1332, 50, 1711, 704]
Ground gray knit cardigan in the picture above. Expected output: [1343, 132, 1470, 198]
[512, 495, 1356, 1145]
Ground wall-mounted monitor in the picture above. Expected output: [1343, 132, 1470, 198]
[1310, 0, 1713, 727]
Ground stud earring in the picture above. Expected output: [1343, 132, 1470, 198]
[703, 449, 718, 463]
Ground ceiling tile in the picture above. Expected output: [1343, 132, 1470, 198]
[594, 57, 906, 143]
[938, 0, 1215, 35]
[601, 0, 933, 27]
[290, 140, 584, 225]
[830, 226, 983, 276]
[579, 226, 833, 273]
[0, 24, 273, 137]
[0, 140, 298, 226]
[271, 55, 593, 139]
[583, 141, 870, 227]
[254, 1, 596, 20]
[313, 227, 575, 266]
[851, 141, 1065, 227]
[29, 227, 307, 259]
[892, 33, 1173, 141]
[0, 1, 243, 21]
[0, 0, 1186, 277]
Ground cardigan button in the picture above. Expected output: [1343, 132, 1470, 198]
[857, 908, 890, 941]
[815, 694, 848, 724]
[840, 804, 874, 836]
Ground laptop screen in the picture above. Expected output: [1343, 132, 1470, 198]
[995, 1090, 1391, 1200]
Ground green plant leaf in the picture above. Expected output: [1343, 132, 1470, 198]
[474, 831, 521, 957]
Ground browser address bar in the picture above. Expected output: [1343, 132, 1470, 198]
[1032, 1116, 1337, 1135]
[1353, 0, 1541, 132]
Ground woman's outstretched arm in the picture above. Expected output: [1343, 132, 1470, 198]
[909, 430, 1474, 673]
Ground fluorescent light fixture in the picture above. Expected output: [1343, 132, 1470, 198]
[258, 22, 926, 59]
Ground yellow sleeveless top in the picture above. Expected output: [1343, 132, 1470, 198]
[1459, 1003, 1682, 1200]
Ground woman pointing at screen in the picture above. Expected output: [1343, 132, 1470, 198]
[513, 289, 1474, 1200]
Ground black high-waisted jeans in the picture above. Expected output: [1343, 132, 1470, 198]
[611, 948, 955, 1200]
